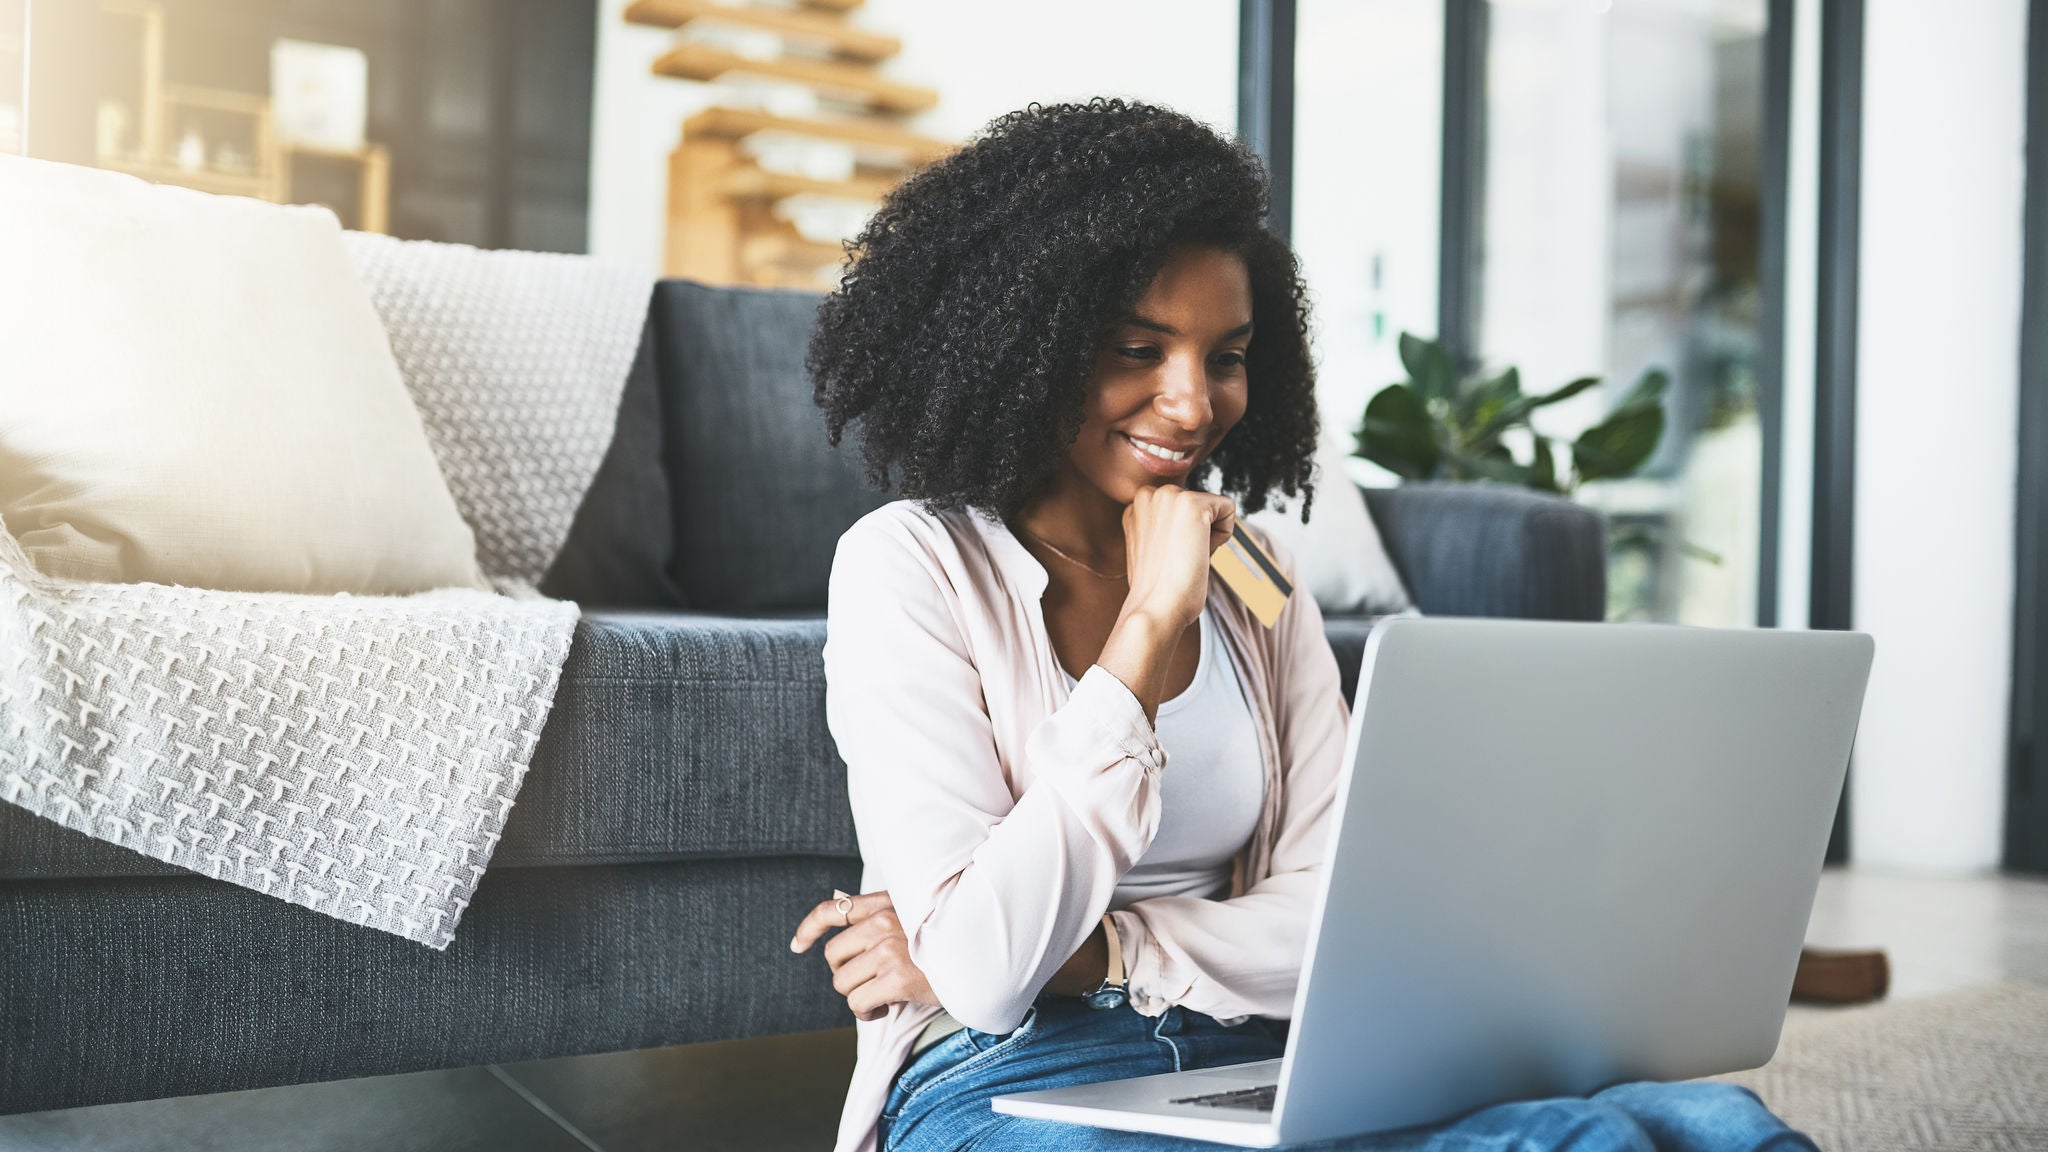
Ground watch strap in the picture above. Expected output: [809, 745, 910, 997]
[1100, 912, 1125, 988]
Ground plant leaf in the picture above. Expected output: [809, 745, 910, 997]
[1572, 405, 1666, 482]
[1529, 374, 1603, 410]
[1458, 367, 1520, 437]
[1443, 445, 1530, 486]
[1471, 373, 1597, 444]
[1615, 367, 1670, 412]
[1678, 539, 1726, 566]
[1529, 434, 1560, 493]
[1356, 383, 1441, 480]
[1398, 332, 1458, 404]
[1397, 332, 1432, 384]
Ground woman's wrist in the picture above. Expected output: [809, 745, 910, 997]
[1096, 607, 1182, 723]
[1044, 921, 1111, 996]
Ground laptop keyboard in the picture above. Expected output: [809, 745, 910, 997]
[1169, 1084, 1277, 1112]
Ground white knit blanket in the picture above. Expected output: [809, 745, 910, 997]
[0, 237, 650, 948]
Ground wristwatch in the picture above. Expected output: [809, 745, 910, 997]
[1084, 913, 1129, 1010]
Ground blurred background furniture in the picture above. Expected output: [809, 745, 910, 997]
[95, 0, 390, 231]
[627, 0, 953, 288]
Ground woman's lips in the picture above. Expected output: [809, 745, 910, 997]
[1121, 432, 1198, 477]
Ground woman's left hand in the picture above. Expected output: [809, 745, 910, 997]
[791, 889, 939, 1021]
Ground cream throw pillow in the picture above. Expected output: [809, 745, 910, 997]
[1249, 426, 1414, 616]
[0, 156, 485, 594]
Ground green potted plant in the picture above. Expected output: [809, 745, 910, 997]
[1355, 332, 1668, 496]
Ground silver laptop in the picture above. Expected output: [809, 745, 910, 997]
[992, 617, 1874, 1147]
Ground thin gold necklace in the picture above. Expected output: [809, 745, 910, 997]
[1015, 523, 1126, 581]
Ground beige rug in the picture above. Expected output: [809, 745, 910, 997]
[1716, 983, 2048, 1151]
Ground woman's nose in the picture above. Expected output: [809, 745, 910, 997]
[1155, 355, 1213, 429]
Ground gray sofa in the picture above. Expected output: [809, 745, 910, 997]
[0, 280, 1607, 1115]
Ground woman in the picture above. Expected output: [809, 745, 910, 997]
[790, 99, 1810, 1152]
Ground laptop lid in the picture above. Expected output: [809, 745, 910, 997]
[1271, 619, 1873, 1145]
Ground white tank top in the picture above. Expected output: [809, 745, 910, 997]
[1062, 607, 1265, 908]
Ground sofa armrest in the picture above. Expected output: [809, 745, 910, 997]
[1360, 482, 1607, 621]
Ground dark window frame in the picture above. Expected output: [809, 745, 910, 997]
[1238, 0, 1297, 241]
[2008, 0, 2048, 874]
[1813, 0, 1864, 864]
[1438, 0, 1487, 371]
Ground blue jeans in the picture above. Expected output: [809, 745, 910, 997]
[879, 996, 1816, 1152]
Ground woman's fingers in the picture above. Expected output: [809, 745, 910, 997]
[845, 945, 932, 1020]
[1122, 484, 1239, 633]
[789, 889, 894, 953]
[830, 941, 886, 999]
[1198, 492, 1237, 550]
[832, 943, 915, 1022]
[822, 909, 900, 969]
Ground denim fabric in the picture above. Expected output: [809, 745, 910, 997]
[1363, 483, 1607, 622]
[0, 855, 862, 1116]
[879, 997, 1814, 1152]
[652, 280, 892, 614]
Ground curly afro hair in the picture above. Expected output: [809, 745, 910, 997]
[808, 98, 1320, 522]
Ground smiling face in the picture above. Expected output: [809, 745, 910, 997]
[1062, 245, 1254, 507]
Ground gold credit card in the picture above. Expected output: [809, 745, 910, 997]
[1209, 524, 1293, 628]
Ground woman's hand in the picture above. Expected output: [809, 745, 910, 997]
[1094, 485, 1236, 721]
[790, 890, 939, 1022]
[1120, 484, 1237, 634]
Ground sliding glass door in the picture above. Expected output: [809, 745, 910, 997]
[1477, 0, 1772, 625]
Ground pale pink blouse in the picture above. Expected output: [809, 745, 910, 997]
[822, 499, 1351, 1152]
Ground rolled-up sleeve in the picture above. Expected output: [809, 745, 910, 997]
[1108, 532, 1351, 1022]
[824, 515, 1167, 1034]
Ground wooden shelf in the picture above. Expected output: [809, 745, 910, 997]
[652, 40, 936, 115]
[625, 0, 898, 62]
[682, 105, 951, 164]
[718, 164, 897, 202]
[281, 142, 392, 234]
[740, 230, 846, 289]
[649, 0, 922, 289]
[743, 231, 845, 267]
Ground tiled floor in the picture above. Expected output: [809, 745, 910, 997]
[5, 868, 2045, 1151]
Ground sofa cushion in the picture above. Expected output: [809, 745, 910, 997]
[540, 315, 686, 608]
[496, 611, 857, 866]
[1323, 614, 1390, 706]
[653, 280, 891, 613]
[0, 155, 485, 595]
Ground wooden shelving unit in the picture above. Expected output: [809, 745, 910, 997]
[628, 0, 898, 61]
[96, 0, 391, 232]
[635, 0, 951, 289]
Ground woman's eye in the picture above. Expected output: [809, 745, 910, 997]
[1116, 346, 1160, 362]
[1213, 352, 1247, 370]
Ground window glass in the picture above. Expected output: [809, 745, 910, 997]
[1292, 0, 1444, 468]
[1481, 0, 1769, 624]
